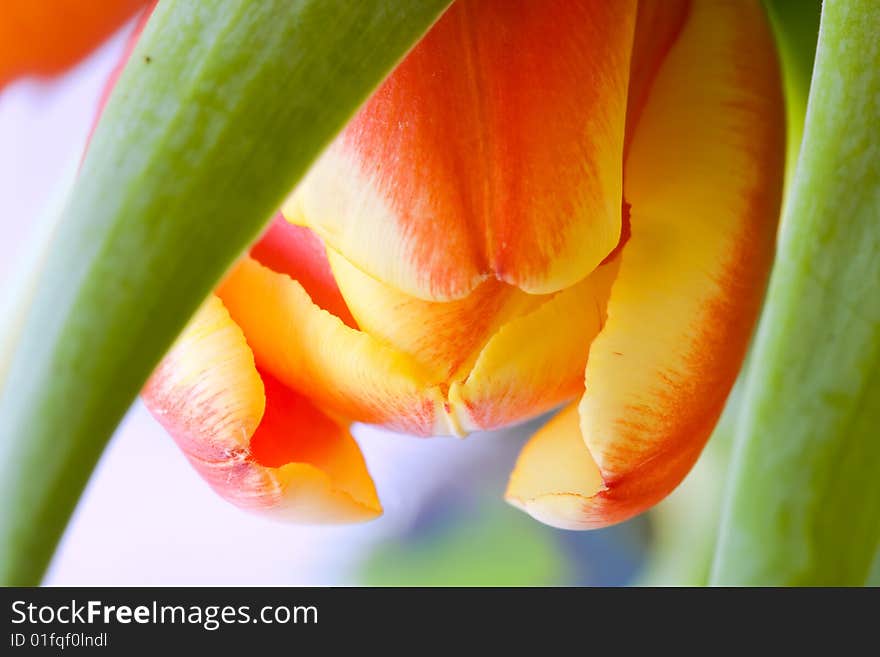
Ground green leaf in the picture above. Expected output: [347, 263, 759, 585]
[711, 0, 880, 585]
[0, 0, 450, 586]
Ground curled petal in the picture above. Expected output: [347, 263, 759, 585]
[285, 0, 636, 300]
[143, 296, 381, 522]
[246, 370, 382, 523]
[326, 247, 539, 380]
[449, 261, 618, 433]
[507, 0, 784, 529]
[217, 258, 455, 436]
[506, 403, 605, 530]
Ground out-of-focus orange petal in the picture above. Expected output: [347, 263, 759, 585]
[448, 261, 618, 433]
[0, 0, 149, 89]
[506, 0, 784, 530]
[142, 296, 381, 522]
[285, 0, 636, 301]
[85, 1, 154, 155]
[251, 215, 356, 328]
[217, 258, 455, 436]
[326, 248, 539, 381]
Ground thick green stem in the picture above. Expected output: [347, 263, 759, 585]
[711, 0, 880, 585]
[0, 0, 449, 586]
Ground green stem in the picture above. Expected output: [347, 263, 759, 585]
[0, 0, 449, 586]
[711, 0, 880, 585]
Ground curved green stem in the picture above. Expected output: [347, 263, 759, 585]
[0, 0, 449, 586]
[712, 0, 880, 585]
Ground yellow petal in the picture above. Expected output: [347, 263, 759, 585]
[448, 261, 618, 432]
[217, 258, 456, 436]
[505, 403, 605, 530]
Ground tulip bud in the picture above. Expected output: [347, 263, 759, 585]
[144, 0, 784, 528]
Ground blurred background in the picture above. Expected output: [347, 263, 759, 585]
[0, 14, 736, 587]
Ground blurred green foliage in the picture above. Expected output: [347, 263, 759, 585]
[361, 503, 570, 587]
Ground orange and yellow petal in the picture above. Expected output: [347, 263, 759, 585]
[448, 260, 619, 433]
[0, 0, 150, 89]
[217, 258, 456, 436]
[506, 400, 710, 530]
[285, 0, 636, 301]
[506, 0, 784, 529]
[247, 370, 382, 523]
[142, 296, 381, 522]
[506, 404, 606, 530]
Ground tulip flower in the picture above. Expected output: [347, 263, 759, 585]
[0, 0, 149, 89]
[138, 0, 785, 530]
